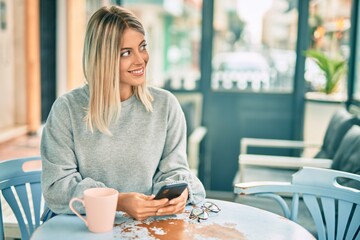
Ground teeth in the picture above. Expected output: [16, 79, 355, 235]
[130, 68, 143, 74]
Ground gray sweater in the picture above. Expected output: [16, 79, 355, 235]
[41, 85, 206, 214]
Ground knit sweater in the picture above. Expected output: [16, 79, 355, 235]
[41, 85, 206, 214]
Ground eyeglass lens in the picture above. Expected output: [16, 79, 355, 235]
[190, 208, 209, 221]
[203, 202, 221, 213]
[190, 202, 221, 222]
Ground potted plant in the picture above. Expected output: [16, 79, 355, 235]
[304, 49, 347, 94]
[303, 49, 348, 153]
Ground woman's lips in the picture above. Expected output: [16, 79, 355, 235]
[129, 68, 144, 76]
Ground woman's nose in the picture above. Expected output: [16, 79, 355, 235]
[133, 51, 145, 64]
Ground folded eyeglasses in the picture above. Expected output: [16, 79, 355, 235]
[189, 201, 221, 222]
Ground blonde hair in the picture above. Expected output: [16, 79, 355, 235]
[83, 6, 153, 135]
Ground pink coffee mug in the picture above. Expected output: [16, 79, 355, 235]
[69, 188, 118, 233]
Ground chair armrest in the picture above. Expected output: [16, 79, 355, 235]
[188, 126, 207, 176]
[189, 126, 207, 145]
[241, 138, 321, 154]
[240, 154, 333, 169]
[234, 182, 294, 219]
[238, 154, 332, 182]
[234, 181, 291, 194]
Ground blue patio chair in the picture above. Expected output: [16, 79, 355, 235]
[234, 167, 360, 240]
[0, 156, 42, 240]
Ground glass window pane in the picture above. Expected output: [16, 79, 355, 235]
[305, 0, 352, 99]
[354, 1, 360, 101]
[123, 0, 203, 91]
[355, 52, 360, 100]
[212, 0, 298, 93]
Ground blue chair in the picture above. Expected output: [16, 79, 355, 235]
[234, 167, 360, 240]
[0, 156, 42, 240]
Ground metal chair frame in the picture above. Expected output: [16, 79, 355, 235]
[234, 167, 360, 240]
[0, 156, 42, 240]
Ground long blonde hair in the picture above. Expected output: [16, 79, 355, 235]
[83, 6, 153, 135]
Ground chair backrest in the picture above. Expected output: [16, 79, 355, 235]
[292, 168, 360, 240]
[349, 104, 360, 116]
[315, 108, 360, 159]
[0, 156, 42, 240]
[174, 92, 203, 137]
[331, 125, 360, 189]
[234, 167, 360, 240]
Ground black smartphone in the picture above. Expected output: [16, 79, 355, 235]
[154, 182, 188, 200]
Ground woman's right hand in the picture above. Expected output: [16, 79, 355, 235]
[117, 192, 169, 220]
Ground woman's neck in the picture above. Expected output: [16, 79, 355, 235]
[120, 88, 133, 101]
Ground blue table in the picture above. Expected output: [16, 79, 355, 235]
[31, 199, 315, 240]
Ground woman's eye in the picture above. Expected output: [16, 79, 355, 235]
[121, 51, 130, 57]
[140, 44, 147, 51]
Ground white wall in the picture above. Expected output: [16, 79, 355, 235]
[13, 0, 26, 125]
[0, 0, 28, 142]
[0, 0, 15, 129]
[303, 100, 345, 157]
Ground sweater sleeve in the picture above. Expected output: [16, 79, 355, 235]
[152, 94, 206, 204]
[41, 97, 106, 214]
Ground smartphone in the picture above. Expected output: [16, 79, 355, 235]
[154, 182, 188, 200]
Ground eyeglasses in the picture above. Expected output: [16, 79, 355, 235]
[189, 201, 221, 222]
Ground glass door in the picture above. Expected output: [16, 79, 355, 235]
[204, 0, 300, 191]
[212, 0, 297, 93]
[122, 0, 202, 92]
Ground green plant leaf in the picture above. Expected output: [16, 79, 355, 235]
[304, 49, 346, 94]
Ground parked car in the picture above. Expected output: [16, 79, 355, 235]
[212, 51, 272, 91]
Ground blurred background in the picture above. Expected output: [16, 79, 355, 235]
[0, 0, 359, 195]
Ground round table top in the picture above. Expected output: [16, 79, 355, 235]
[32, 199, 315, 240]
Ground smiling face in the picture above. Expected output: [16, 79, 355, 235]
[119, 28, 149, 101]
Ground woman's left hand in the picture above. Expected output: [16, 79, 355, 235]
[155, 188, 189, 216]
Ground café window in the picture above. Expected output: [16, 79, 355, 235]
[305, 0, 352, 100]
[211, 0, 298, 93]
[355, 60, 360, 101]
[123, 0, 203, 91]
[354, 0, 360, 102]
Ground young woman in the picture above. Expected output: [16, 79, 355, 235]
[41, 5, 205, 221]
